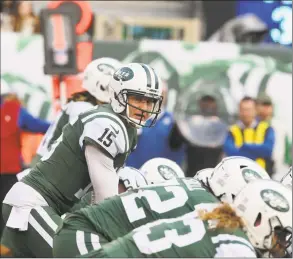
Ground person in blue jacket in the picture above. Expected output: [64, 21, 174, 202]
[126, 80, 185, 169]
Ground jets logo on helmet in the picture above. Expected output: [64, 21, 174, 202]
[82, 57, 122, 103]
[242, 168, 263, 183]
[109, 63, 163, 128]
[113, 67, 134, 81]
[97, 63, 116, 76]
[157, 165, 176, 180]
[261, 189, 290, 213]
[140, 158, 185, 184]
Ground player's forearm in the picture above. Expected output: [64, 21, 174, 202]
[85, 145, 119, 204]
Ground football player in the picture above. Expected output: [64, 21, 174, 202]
[53, 175, 219, 257]
[140, 157, 185, 183]
[68, 166, 148, 213]
[80, 180, 291, 258]
[195, 156, 271, 203]
[1, 63, 163, 257]
[280, 166, 292, 189]
[32, 57, 122, 165]
[66, 157, 185, 214]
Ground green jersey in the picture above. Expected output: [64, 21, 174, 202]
[23, 104, 137, 215]
[60, 178, 219, 240]
[36, 101, 94, 159]
[81, 214, 256, 258]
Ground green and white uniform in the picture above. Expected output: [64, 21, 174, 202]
[1, 104, 137, 257]
[23, 104, 137, 215]
[32, 101, 94, 165]
[80, 214, 256, 258]
[53, 178, 219, 257]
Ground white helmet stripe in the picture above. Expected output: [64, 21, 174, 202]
[140, 63, 152, 89]
[152, 67, 159, 90]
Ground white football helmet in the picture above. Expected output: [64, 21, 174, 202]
[82, 57, 122, 103]
[118, 166, 148, 190]
[280, 167, 292, 189]
[140, 158, 185, 184]
[233, 179, 292, 258]
[109, 63, 163, 128]
[209, 156, 270, 203]
[194, 168, 214, 186]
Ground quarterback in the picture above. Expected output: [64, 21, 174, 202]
[33, 57, 122, 164]
[1, 63, 163, 257]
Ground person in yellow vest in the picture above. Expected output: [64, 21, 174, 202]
[223, 96, 275, 175]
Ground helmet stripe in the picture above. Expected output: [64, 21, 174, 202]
[152, 67, 159, 89]
[140, 64, 152, 88]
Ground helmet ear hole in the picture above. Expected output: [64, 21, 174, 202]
[240, 165, 247, 169]
[254, 213, 262, 227]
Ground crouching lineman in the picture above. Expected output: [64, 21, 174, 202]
[1, 63, 163, 258]
[68, 166, 148, 213]
[53, 156, 270, 257]
[69, 157, 185, 213]
[194, 156, 271, 203]
[140, 157, 185, 183]
[53, 172, 218, 257]
[80, 179, 292, 258]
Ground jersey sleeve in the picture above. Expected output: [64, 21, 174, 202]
[212, 234, 257, 258]
[214, 243, 257, 257]
[80, 117, 129, 158]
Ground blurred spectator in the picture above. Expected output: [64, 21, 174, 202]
[0, 80, 50, 235]
[169, 95, 223, 177]
[256, 94, 273, 122]
[0, 0, 18, 32]
[223, 96, 275, 175]
[12, 1, 40, 35]
[126, 80, 185, 169]
[256, 94, 291, 179]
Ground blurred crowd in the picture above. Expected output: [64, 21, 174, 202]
[0, 76, 282, 181]
[0, 0, 40, 35]
[0, 1, 292, 258]
[0, 1, 290, 180]
[127, 86, 279, 178]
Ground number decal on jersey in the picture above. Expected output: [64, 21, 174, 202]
[97, 128, 116, 148]
[132, 217, 206, 254]
[41, 133, 63, 162]
[121, 185, 188, 223]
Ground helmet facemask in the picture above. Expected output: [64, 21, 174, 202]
[118, 166, 148, 191]
[281, 167, 292, 189]
[255, 216, 292, 258]
[115, 89, 163, 128]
